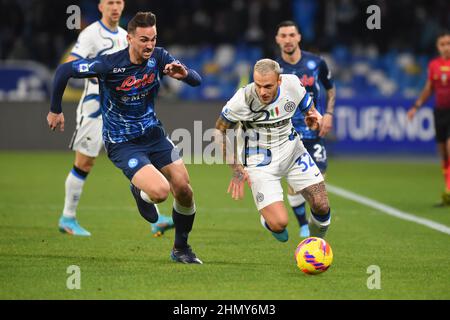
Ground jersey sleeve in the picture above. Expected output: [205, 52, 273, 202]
[221, 88, 249, 124]
[70, 28, 95, 59]
[50, 56, 111, 113]
[70, 56, 111, 79]
[283, 74, 312, 113]
[318, 58, 334, 90]
[158, 48, 176, 75]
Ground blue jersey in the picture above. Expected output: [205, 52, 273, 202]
[277, 51, 334, 140]
[61, 47, 198, 143]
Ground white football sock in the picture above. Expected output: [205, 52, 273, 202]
[308, 214, 331, 239]
[62, 171, 86, 218]
[173, 200, 196, 215]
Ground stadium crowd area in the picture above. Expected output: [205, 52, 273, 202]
[1, 0, 449, 100]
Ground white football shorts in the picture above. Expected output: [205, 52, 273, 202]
[69, 99, 103, 157]
[245, 137, 324, 211]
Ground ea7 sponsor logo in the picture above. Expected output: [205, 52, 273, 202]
[113, 68, 126, 73]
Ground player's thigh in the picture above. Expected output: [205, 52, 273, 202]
[148, 127, 182, 172]
[286, 151, 324, 194]
[160, 159, 193, 198]
[247, 167, 284, 212]
[104, 138, 169, 197]
[259, 201, 289, 230]
[131, 164, 170, 201]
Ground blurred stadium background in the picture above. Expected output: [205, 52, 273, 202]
[1, 0, 449, 300]
[1, 0, 449, 155]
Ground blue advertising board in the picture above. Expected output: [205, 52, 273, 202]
[328, 98, 437, 155]
[0, 61, 51, 101]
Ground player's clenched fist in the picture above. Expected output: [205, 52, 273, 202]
[47, 112, 65, 132]
[163, 61, 188, 80]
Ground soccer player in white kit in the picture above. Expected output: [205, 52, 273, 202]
[58, 0, 173, 236]
[215, 59, 331, 241]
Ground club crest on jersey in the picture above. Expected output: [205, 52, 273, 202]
[116, 73, 156, 91]
[128, 158, 139, 168]
[284, 101, 296, 112]
[307, 60, 317, 70]
[147, 58, 156, 68]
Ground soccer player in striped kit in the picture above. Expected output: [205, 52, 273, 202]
[59, 1, 174, 236]
[48, 12, 203, 263]
[275, 21, 336, 236]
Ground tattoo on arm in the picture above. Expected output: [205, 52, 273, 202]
[326, 87, 336, 114]
[214, 117, 237, 166]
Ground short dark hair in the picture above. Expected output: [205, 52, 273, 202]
[437, 30, 450, 40]
[276, 20, 300, 34]
[127, 12, 156, 34]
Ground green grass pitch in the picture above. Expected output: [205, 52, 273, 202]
[0, 152, 449, 299]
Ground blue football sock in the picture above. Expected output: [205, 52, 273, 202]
[311, 208, 331, 222]
[293, 203, 308, 226]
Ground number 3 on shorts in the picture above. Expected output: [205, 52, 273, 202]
[296, 152, 316, 172]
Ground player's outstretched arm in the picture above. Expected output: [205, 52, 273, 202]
[47, 58, 106, 131]
[214, 117, 251, 200]
[407, 79, 433, 121]
[47, 62, 74, 131]
[163, 61, 202, 86]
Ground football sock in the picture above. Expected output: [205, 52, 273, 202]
[288, 194, 308, 227]
[62, 166, 88, 218]
[443, 159, 450, 191]
[133, 187, 159, 223]
[309, 209, 331, 239]
[172, 201, 196, 249]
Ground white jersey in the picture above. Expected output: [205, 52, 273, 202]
[71, 20, 128, 118]
[221, 74, 313, 167]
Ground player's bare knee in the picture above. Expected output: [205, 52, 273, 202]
[75, 159, 95, 172]
[271, 221, 287, 233]
[267, 216, 288, 232]
[143, 181, 170, 203]
[150, 188, 170, 203]
[311, 199, 330, 215]
[173, 183, 193, 205]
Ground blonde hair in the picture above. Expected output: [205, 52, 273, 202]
[253, 59, 281, 76]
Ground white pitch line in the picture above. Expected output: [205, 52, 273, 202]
[327, 184, 450, 235]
